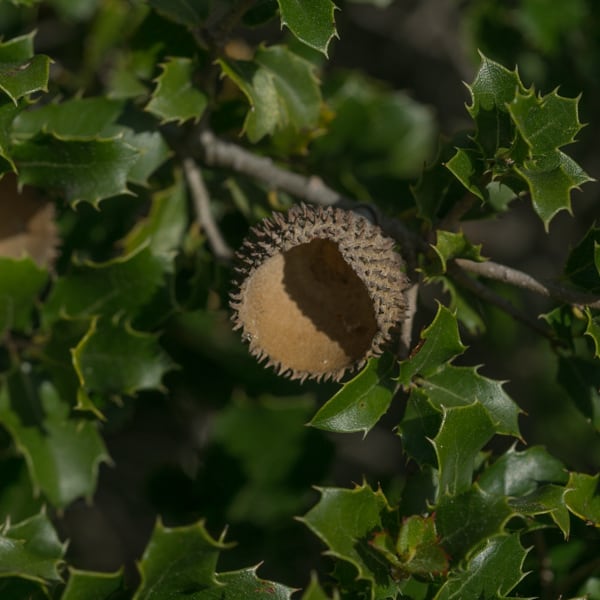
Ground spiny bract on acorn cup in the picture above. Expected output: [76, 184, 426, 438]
[230, 203, 409, 382]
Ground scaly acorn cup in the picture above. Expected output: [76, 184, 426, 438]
[230, 203, 409, 382]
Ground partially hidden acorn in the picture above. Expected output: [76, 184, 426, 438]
[230, 203, 410, 382]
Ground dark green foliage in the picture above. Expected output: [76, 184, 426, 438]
[0, 2, 598, 599]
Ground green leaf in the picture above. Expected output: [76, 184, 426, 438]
[432, 275, 486, 335]
[0, 257, 47, 336]
[433, 402, 496, 496]
[61, 568, 124, 600]
[371, 515, 448, 578]
[309, 356, 397, 436]
[564, 472, 600, 526]
[565, 227, 600, 293]
[13, 133, 139, 207]
[399, 306, 521, 437]
[0, 511, 65, 584]
[218, 45, 321, 142]
[133, 519, 227, 599]
[395, 515, 448, 576]
[430, 230, 485, 273]
[146, 57, 207, 124]
[434, 534, 529, 600]
[466, 53, 525, 157]
[301, 573, 337, 600]
[0, 378, 110, 507]
[119, 128, 172, 186]
[479, 445, 568, 496]
[397, 389, 440, 465]
[72, 317, 174, 398]
[421, 364, 521, 437]
[435, 486, 513, 560]
[148, 0, 208, 27]
[514, 150, 592, 229]
[13, 97, 124, 140]
[556, 356, 600, 430]
[211, 394, 321, 525]
[122, 173, 187, 263]
[215, 567, 297, 599]
[276, 0, 338, 56]
[0, 98, 22, 172]
[444, 148, 487, 202]
[508, 88, 585, 155]
[43, 246, 165, 325]
[584, 308, 600, 358]
[299, 483, 394, 593]
[509, 485, 571, 538]
[0, 32, 51, 104]
[398, 304, 466, 386]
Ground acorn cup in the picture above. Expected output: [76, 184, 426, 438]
[230, 203, 409, 382]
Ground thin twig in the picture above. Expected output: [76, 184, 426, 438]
[448, 263, 556, 340]
[399, 283, 419, 359]
[195, 130, 600, 312]
[455, 258, 600, 309]
[197, 130, 425, 260]
[183, 157, 234, 263]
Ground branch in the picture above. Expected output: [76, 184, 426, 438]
[195, 130, 600, 311]
[183, 157, 234, 263]
[455, 258, 600, 310]
[447, 263, 556, 340]
[197, 130, 426, 261]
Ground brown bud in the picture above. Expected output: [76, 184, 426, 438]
[230, 203, 409, 382]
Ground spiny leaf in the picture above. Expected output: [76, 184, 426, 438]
[564, 472, 600, 526]
[398, 303, 466, 386]
[133, 519, 228, 599]
[508, 88, 584, 154]
[13, 97, 124, 140]
[430, 230, 485, 273]
[0, 257, 47, 336]
[0, 32, 51, 105]
[301, 573, 338, 600]
[61, 568, 124, 600]
[148, 0, 208, 28]
[509, 485, 571, 538]
[0, 511, 65, 584]
[13, 133, 139, 207]
[0, 378, 110, 508]
[146, 57, 207, 124]
[514, 149, 592, 229]
[0, 98, 22, 172]
[433, 402, 496, 497]
[122, 173, 187, 264]
[584, 308, 600, 358]
[276, 0, 339, 56]
[478, 445, 568, 497]
[565, 227, 600, 293]
[431, 275, 486, 335]
[43, 246, 165, 326]
[299, 483, 394, 594]
[119, 128, 172, 186]
[215, 567, 297, 599]
[434, 534, 529, 600]
[435, 485, 513, 560]
[218, 45, 321, 142]
[72, 317, 175, 399]
[420, 364, 521, 437]
[309, 356, 397, 436]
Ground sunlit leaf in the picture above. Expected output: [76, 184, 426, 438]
[218, 45, 321, 142]
[309, 356, 396, 435]
[13, 134, 139, 207]
[146, 57, 207, 124]
[564, 472, 600, 526]
[276, 0, 338, 56]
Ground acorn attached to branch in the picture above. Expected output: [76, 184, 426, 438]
[230, 203, 409, 382]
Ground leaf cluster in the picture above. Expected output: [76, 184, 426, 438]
[0, 1, 598, 600]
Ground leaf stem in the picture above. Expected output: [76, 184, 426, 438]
[182, 156, 234, 263]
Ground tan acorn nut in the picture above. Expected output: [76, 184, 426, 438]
[230, 203, 409, 382]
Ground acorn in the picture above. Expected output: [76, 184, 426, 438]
[230, 203, 409, 382]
